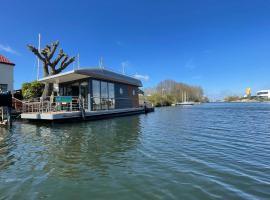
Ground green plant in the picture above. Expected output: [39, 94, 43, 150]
[22, 81, 45, 100]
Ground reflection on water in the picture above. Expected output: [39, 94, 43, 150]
[1, 103, 270, 200]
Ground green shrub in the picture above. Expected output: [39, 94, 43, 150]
[22, 81, 45, 99]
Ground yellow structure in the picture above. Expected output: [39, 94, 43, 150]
[245, 88, 251, 97]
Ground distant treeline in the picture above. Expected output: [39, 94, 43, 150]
[224, 96, 241, 102]
[144, 80, 208, 106]
[224, 95, 267, 102]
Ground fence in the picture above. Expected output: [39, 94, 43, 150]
[21, 96, 88, 113]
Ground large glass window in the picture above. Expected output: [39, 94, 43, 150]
[92, 80, 115, 111]
[108, 83, 115, 98]
[93, 97, 101, 111]
[92, 80, 101, 110]
[92, 80, 100, 98]
[108, 83, 115, 109]
[80, 81, 89, 108]
[101, 81, 108, 98]
[80, 81, 88, 97]
[101, 81, 108, 110]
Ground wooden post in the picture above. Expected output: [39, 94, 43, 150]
[1, 107, 3, 122]
[7, 106, 12, 127]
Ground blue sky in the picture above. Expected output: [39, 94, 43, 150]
[1, 0, 270, 100]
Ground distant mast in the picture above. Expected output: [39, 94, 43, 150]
[77, 53, 80, 69]
[122, 62, 125, 75]
[99, 57, 104, 69]
[37, 33, 41, 80]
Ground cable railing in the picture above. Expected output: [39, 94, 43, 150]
[21, 96, 152, 114]
[22, 96, 88, 113]
[12, 97, 24, 113]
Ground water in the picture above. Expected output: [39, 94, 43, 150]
[1, 103, 270, 200]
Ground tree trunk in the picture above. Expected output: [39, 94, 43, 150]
[42, 82, 53, 98]
[41, 63, 51, 98]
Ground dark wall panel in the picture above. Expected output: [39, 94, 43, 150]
[115, 83, 139, 109]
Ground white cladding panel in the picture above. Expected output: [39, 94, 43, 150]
[0, 63, 14, 92]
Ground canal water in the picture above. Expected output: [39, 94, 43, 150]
[0, 103, 270, 200]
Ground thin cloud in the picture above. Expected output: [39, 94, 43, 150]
[0, 44, 19, 55]
[184, 59, 196, 70]
[134, 74, 150, 81]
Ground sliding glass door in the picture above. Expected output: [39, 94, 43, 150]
[92, 80, 115, 111]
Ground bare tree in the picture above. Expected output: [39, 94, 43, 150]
[28, 41, 75, 97]
[145, 79, 205, 106]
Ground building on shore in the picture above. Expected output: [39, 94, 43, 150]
[256, 90, 270, 99]
[21, 68, 152, 121]
[0, 55, 15, 92]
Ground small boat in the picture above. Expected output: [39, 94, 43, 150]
[175, 92, 195, 106]
[175, 102, 195, 106]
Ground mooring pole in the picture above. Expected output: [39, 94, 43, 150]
[7, 106, 12, 127]
[1, 107, 3, 122]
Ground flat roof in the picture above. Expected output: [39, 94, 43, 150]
[38, 68, 143, 87]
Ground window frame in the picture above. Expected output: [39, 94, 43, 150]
[0, 84, 8, 92]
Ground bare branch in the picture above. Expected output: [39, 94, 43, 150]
[28, 40, 76, 96]
[51, 49, 65, 67]
[55, 56, 75, 74]
[27, 44, 45, 62]
[41, 48, 50, 61]
[60, 55, 69, 68]
[28, 41, 75, 77]
[48, 41, 59, 60]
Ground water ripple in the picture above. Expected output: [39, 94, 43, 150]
[1, 103, 270, 199]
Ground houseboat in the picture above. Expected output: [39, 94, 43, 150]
[21, 68, 153, 121]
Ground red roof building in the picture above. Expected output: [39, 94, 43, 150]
[0, 55, 15, 66]
[0, 55, 15, 92]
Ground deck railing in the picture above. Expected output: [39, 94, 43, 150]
[22, 96, 88, 113]
[12, 97, 24, 113]
[21, 96, 152, 114]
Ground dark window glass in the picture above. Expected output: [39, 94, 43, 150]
[92, 80, 100, 97]
[92, 80, 117, 110]
[108, 83, 115, 98]
[66, 86, 72, 96]
[70, 82, 79, 96]
[80, 81, 88, 98]
[101, 98, 108, 110]
[0, 84, 8, 92]
[92, 80, 101, 110]
[93, 97, 101, 111]
[108, 98, 115, 109]
[258, 92, 268, 95]
[80, 81, 89, 108]
[101, 81, 108, 98]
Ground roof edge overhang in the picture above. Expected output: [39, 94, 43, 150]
[0, 61, 15, 66]
[38, 68, 143, 87]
